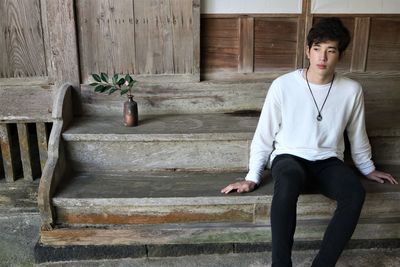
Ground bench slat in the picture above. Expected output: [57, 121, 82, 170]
[0, 124, 16, 182]
[36, 122, 48, 171]
[17, 123, 33, 181]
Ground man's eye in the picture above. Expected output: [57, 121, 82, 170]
[329, 50, 337, 53]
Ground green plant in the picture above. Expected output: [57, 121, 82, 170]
[90, 73, 137, 98]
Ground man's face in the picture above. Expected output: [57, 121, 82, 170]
[306, 40, 340, 77]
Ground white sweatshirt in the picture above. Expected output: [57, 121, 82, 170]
[245, 69, 375, 185]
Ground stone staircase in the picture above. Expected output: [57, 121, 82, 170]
[36, 80, 400, 261]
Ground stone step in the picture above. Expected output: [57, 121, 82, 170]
[52, 166, 400, 227]
[62, 111, 400, 172]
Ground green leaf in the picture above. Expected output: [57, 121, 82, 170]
[117, 78, 125, 86]
[120, 88, 130, 95]
[108, 88, 117, 95]
[125, 74, 133, 83]
[128, 80, 137, 88]
[101, 72, 109, 82]
[94, 85, 105, 92]
[101, 85, 113, 93]
[112, 74, 119, 85]
[92, 74, 101, 82]
[89, 82, 99, 87]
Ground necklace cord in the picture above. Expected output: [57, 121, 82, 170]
[305, 68, 335, 120]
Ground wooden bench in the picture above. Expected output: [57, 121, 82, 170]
[0, 86, 53, 182]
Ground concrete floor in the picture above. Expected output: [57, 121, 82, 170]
[1, 212, 400, 267]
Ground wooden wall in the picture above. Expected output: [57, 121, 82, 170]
[201, 14, 400, 79]
[0, 0, 47, 78]
[76, 0, 200, 83]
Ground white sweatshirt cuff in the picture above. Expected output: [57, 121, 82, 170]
[358, 161, 376, 176]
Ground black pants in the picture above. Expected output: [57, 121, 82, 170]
[270, 154, 366, 267]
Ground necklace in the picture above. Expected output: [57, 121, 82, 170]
[305, 68, 335, 121]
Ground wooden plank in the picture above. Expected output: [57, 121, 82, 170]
[192, 0, 200, 79]
[254, 18, 298, 71]
[44, 0, 79, 88]
[0, 87, 53, 123]
[36, 122, 48, 171]
[0, 0, 47, 78]
[200, 18, 240, 71]
[134, 0, 174, 75]
[239, 17, 254, 73]
[351, 17, 370, 72]
[40, 221, 400, 246]
[0, 124, 16, 182]
[17, 123, 33, 181]
[76, 0, 135, 82]
[366, 17, 400, 71]
[169, 0, 196, 74]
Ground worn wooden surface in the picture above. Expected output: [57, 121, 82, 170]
[36, 122, 49, 171]
[239, 17, 254, 73]
[44, 0, 79, 89]
[17, 123, 33, 181]
[367, 17, 400, 71]
[0, 0, 47, 78]
[38, 84, 74, 229]
[40, 220, 400, 246]
[0, 124, 16, 182]
[0, 87, 53, 122]
[351, 17, 370, 72]
[51, 166, 400, 226]
[254, 18, 298, 71]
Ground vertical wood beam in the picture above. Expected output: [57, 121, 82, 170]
[303, 0, 313, 68]
[351, 17, 371, 72]
[17, 123, 33, 181]
[36, 122, 48, 172]
[239, 16, 254, 73]
[192, 0, 201, 80]
[43, 0, 80, 112]
[0, 124, 16, 182]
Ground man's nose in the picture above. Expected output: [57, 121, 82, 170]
[320, 51, 328, 61]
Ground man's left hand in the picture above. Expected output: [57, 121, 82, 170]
[366, 170, 398, 184]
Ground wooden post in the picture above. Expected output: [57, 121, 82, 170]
[0, 124, 16, 182]
[36, 122, 49, 172]
[351, 17, 370, 72]
[239, 16, 254, 73]
[17, 123, 33, 181]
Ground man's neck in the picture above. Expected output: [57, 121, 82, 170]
[305, 68, 335, 84]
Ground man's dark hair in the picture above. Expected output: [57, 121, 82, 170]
[307, 17, 351, 58]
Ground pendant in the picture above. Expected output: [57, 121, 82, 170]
[317, 114, 322, 121]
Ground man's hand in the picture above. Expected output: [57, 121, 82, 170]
[366, 170, 398, 184]
[221, 180, 256, 194]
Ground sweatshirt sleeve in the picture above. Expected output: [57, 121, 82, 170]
[346, 87, 375, 176]
[245, 81, 282, 184]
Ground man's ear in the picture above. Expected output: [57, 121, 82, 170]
[305, 46, 310, 59]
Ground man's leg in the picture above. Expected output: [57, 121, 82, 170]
[311, 158, 366, 267]
[271, 154, 308, 267]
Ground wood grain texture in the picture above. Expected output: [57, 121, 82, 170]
[254, 18, 298, 71]
[16, 123, 33, 181]
[45, 0, 79, 88]
[351, 17, 370, 72]
[0, 124, 16, 182]
[239, 17, 254, 73]
[77, 0, 135, 81]
[134, 0, 174, 75]
[36, 122, 48, 171]
[200, 18, 240, 71]
[0, 0, 47, 78]
[169, 0, 196, 74]
[366, 17, 400, 71]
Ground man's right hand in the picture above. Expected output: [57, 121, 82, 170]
[220, 180, 256, 194]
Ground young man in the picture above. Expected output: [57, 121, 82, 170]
[221, 18, 397, 266]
